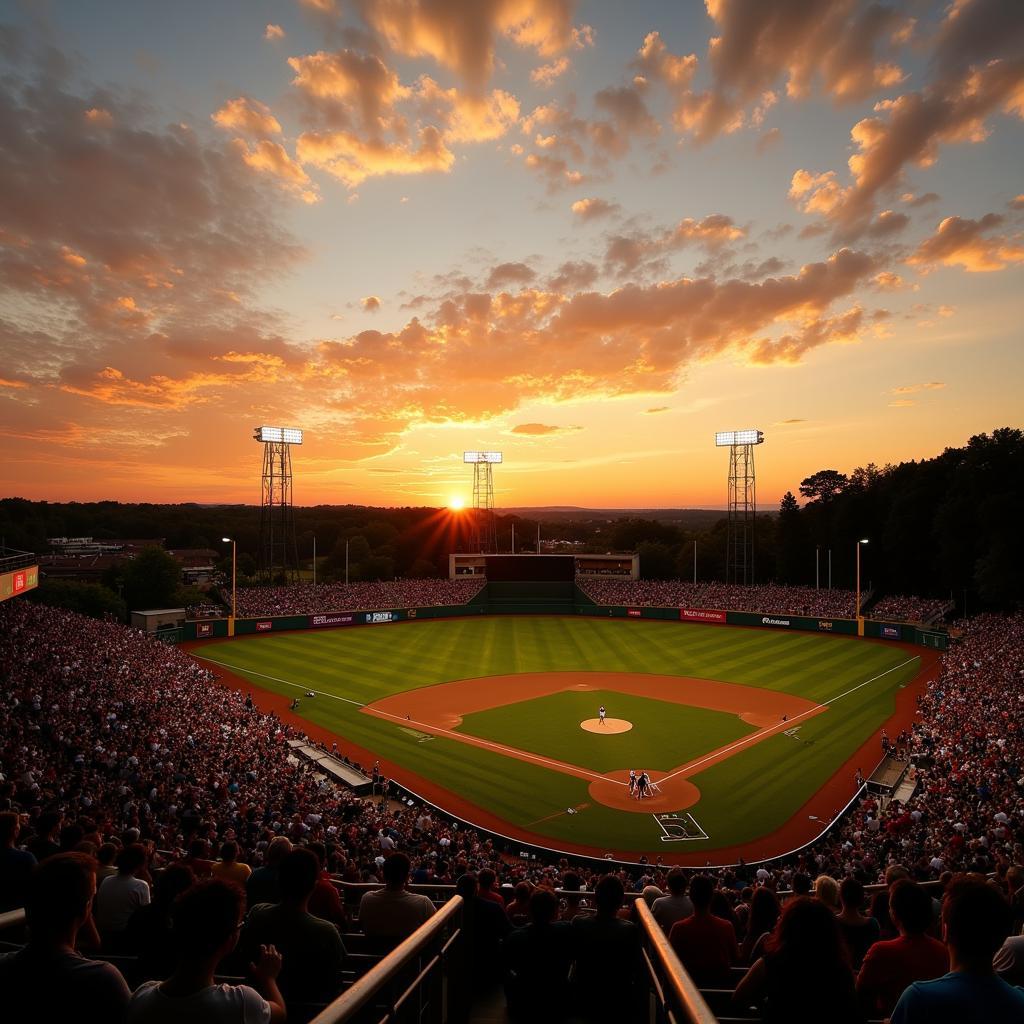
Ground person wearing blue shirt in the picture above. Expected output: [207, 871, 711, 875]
[892, 876, 1024, 1024]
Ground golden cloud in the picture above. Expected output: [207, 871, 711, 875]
[531, 57, 570, 86]
[358, 0, 576, 90]
[570, 197, 618, 221]
[510, 422, 581, 435]
[212, 97, 282, 136]
[232, 139, 320, 204]
[908, 213, 1024, 272]
[265, 24, 285, 40]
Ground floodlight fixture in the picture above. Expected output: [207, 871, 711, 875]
[221, 537, 232, 543]
[859, 538, 870, 544]
[254, 425, 303, 445]
[464, 451, 503, 463]
[715, 429, 764, 447]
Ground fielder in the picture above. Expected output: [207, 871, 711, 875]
[598, 705, 606, 726]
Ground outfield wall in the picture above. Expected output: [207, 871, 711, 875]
[182, 592, 947, 649]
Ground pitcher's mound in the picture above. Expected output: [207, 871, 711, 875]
[581, 718, 632, 734]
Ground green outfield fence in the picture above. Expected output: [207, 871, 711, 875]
[181, 583, 947, 650]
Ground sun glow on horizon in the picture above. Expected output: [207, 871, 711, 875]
[448, 496, 465, 511]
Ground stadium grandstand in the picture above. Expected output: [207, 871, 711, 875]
[2, 591, 1023, 1022]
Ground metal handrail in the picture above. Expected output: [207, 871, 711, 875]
[635, 899, 719, 1024]
[308, 894, 463, 1024]
[0, 908, 26, 932]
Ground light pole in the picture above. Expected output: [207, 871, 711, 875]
[312, 535, 317, 590]
[855, 538, 869, 635]
[816, 545, 820, 590]
[222, 537, 236, 637]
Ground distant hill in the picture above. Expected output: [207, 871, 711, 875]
[501, 507, 735, 528]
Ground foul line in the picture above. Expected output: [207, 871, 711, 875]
[658, 656, 918, 785]
[194, 655, 366, 708]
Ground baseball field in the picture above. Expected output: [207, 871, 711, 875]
[190, 616, 928, 864]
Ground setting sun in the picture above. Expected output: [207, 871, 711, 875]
[449, 496, 465, 511]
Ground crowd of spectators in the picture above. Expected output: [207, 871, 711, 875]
[232, 578, 485, 617]
[579, 579, 860, 617]
[2, 600, 1023, 1020]
[870, 594, 952, 624]
[578, 578, 951, 624]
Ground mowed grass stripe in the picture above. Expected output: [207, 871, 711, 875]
[196, 617, 916, 852]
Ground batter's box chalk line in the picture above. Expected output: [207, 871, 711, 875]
[653, 812, 709, 842]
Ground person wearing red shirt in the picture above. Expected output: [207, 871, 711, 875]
[857, 879, 949, 1017]
[478, 868, 507, 912]
[669, 875, 738, 987]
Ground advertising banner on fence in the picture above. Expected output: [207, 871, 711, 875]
[881, 625, 901, 639]
[627, 608, 642, 617]
[196, 622, 213, 638]
[680, 608, 727, 624]
[1, 565, 38, 603]
[309, 612, 356, 628]
[365, 611, 397, 624]
[255, 621, 273, 632]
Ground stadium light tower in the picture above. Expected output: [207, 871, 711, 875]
[464, 451, 501, 553]
[715, 429, 764, 585]
[855, 538, 869, 633]
[254, 425, 303, 583]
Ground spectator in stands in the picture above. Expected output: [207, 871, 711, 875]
[305, 841, 346, 929]
[0, 852, 131, 1023]
[127, 878, 285, 1024]
[835, 877, 879, 970]
[994, 930, 1024, 988]
[210, 840, 251, 886]
[182, 839, 214, 879]
[358, 851, 436, 952]
[455, 871, 512, 986]
[505, 880, 534, 927]
[669, 874, 738, 987]
[0, 811, 35, 912]
[559, 870, 589, 921]
[570, 874, 644, 1023]
[94, 842, 151, 949]
[740, 887, 781, 965]
[504, 887, 573, 1022]
[813, 874, 841, 914]
[651, 868, 694, 933]
[734, 897, 860, 1023]
[239, 847, 346, 1004]
[245, 836, 291, 907]
[96, 842, 118, 880]
[126, 862, 195, 982]
[891, 877, 1024, 1023]
[478, 867, 506, 911]
[26, 811, 61, 863]
[857, 879, 949, 1017]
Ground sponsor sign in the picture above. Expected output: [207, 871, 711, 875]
[309, 612, 355, 628]
[366, 611, 395, 624]
[627, 608, 642, 617]
[680, 608, 727, 624]
[818, 620, 833, 632]
[0, 565, 38, 602]
[196, 622, 213, 638]
[256, 621, 273, 632]
[761, 616, 791, 627]
[882, 625, 901, 639]
[407, 609, 418, 619]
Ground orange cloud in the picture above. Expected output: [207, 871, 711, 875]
[232, 139, 319, 203]
[891, 381, 945, 395]
[265, 24, 285, 40]
[297, 125, 453, 187]
[510, 422, 581, 435]
[571, 197, 618, 221]
[656, 0, 911, 142]
[212, 97, 282, 136]
[413, 77, 520, 142]
[358, 0, 577, 90]
[604, 214, 746, 276]
[362, 295, 382, 311]
[908, 213, 1024, 272]
[531, 56, 570, 86]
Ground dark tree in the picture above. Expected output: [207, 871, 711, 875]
[775, 491, 806, 584]
[799, 469, 850, 504]
[123, 546, 182, 610]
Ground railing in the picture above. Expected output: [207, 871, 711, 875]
[635, 899, 718, 1024]
[309, 895, 463, 1024]
[0, 548, 36, 573]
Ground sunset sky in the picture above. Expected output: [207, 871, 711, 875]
[1, 0, 1022, 509]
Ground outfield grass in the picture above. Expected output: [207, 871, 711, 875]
[192, 616, 919, 855]
[457, 688, 756, 773]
